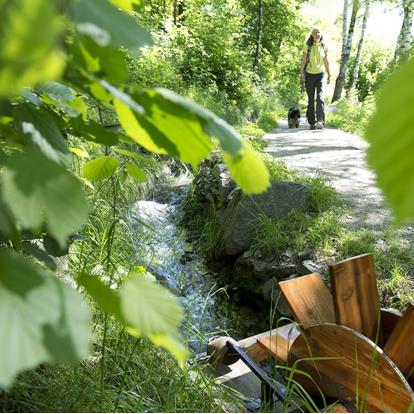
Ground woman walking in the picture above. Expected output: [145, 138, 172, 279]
[300, 28, 331, 130]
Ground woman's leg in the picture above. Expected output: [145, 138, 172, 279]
[305, 73, 316, 126]
[316, 73, 325, 123]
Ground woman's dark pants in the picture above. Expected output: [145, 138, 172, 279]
[305, 72, 325, 125]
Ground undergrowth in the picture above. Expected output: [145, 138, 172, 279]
[326, 94, 375, 136]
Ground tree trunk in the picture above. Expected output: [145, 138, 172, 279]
[347, 0, 370, 96]
[394, 0, 414, 63]
[341, 0, 350, 60]
[252, 0, 264, 72]
[332, 0, 360, 103]
[173, 0, 184, 26]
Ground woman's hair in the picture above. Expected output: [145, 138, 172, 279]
[306, 29, 324, 47]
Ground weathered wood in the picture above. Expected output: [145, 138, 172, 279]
[329, 254, 381, 341]
[279, 273, 335, 328]
[256, 323, 300, 364]
[288, 323, 414, 412]
[381, 308, 403, 344]
[237, 323, 298, 363]
[384, 302, 414, 377]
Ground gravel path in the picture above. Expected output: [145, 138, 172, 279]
[264, 119, 403, 235]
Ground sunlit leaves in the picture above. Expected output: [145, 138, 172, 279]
[110, 0, 142, 11]
[0, 250, 91, 388]
[72, 36, 128, 84]
[366, 58, 414, 224]
[0, 0, 64, 97]
[77, 274, 122, 318]
[1, 149, 89, 247]
[82, 156, 119, 181]
[114, 87, 270, 192]
[155, 88, 243, 156]
[71, 0, 152, 52]
[78, 273, 188, 367]
[125, 162, 146, 182]
[223, 141, 270, 194]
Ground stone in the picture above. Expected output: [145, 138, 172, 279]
[216, 182, 311, 257]
[262, 277, 293, 317]
[296, 259, 322, 276]
[235, 250, 296, 282]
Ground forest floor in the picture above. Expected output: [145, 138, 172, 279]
[264, 118, 414, 245]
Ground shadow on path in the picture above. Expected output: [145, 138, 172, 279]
[264, 118, 389, 231]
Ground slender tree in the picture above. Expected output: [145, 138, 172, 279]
[394, 0, 414, 62]
[332, 0, 361, 102]
[347, 0, 370, 96]
[341, 0, 350, 61]
[253, 0, 264, 72]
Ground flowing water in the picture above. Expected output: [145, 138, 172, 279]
[130, 172, 263, 352]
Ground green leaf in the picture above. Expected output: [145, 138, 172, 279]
[22, 241, 57, 271]
[73, 36, 128, 84]
[37, 81, 87, 118]
[13, 104, 70, 163]
[0, 249, 91, 388]
[366, 58, 414, 224]
[113, 148, 157, 166]
[125, 162, 146, 182]
[83, 156, 119, 181]
[1, 149, 89, 247]
[148, 333, 189, 369]
[154, 88, 243, 157]
[0, 0, 64, 97]
[223, 141, 270, 194]
[71, 0, 152, 52]
[110, 0, 141, 11]
[120, 278, 184, 336]
[69, 117, 120, 146]
[77, 274, 122, 319]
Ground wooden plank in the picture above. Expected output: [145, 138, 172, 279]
[381, 308, 403, 344]
[256, 323, 300, 364]
[329, 254, 381, 341]
[279, 273, 335, 328]
[384, 302, 414, 377]
[288, 323, 414, 413]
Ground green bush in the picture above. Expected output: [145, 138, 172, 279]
[257, 110, 279, 132]
[326, 94, 375, 136]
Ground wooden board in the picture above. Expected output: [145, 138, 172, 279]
[384, 302, 414, 377]
[381, 308, 403, 344]
[256, 323, 300, 364]
[288, 323, 414, 412]
[279, 273, 335, 328]
[237, 326, 291, 363]
[329, 254, 381, 341]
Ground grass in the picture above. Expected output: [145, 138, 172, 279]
[1, 321, 242, 412]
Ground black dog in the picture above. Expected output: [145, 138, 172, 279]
[288, 107, 300, 128]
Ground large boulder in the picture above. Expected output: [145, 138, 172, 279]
[216, 181, 311, 257]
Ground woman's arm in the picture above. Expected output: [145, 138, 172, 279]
[300, 52, 307, 81]
[324, 55, 331, 84]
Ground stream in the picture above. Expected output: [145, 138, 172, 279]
[130, 171, 264, 353]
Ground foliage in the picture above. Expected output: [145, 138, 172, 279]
[0, 0, 271, 388]
[345, 45, 394, 101]
[326, 94, 375, 136]
[366, 56, 414, 224]
[2, 322, 242, 412]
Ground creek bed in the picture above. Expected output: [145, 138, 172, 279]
[130, 172, 266, 353]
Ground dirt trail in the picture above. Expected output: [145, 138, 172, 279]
[264, 119, 411, 238]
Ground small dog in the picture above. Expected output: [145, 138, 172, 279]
[288, 107, 301, 128]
